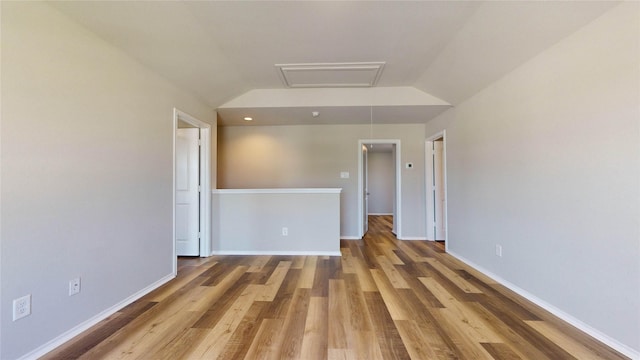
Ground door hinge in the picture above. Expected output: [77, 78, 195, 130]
[198, 232, 201, 239]
[198, 139, 202, 146]
[198, 185, 201, 193]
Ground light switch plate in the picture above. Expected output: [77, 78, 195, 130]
[340, 171, 350, 179]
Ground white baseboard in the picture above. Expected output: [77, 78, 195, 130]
[399, 236, 427, 240]
[447, 251, 640, 360]
[18, 274, 175, 360]
[210, 250, 342, 256]
[368, 213, 393, 216]
[340, 236, 361, 240]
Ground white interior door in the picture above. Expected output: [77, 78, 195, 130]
[434, 141, 446, 240]
[176, 128, 200, 256]
[363, 145, 369, 235]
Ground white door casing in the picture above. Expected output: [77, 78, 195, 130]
[363, 145, 369, 234]
[358, 139, 402, 239]
[391, 144, 398, 235]
[175, 128, 200, 256]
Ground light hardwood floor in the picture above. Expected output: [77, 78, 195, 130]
[42, 216, 628, 359]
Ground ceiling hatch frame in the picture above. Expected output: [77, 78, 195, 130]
[275, 62, 385, 88]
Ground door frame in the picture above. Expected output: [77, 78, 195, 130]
[173, 108, 211, 275]
[362, 144, 369, 234]
[425, 130, 448, 248]
[358, 139, 402, 239]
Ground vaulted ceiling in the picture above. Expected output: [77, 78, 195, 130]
[51, 1, 616, 126]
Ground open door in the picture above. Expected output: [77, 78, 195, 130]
[434, 140, 446, 240]
[175, 128, 200, 256]
[426, 132, 447, 245]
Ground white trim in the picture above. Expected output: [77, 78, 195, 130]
[210, 250, 342, 257]
[367, 213, 393, 216]
[340, 236, 362, 240]
[447, 251, 640, 360]
[17, 274, 175, 360]
[358, 139, 402, 239]
[213, 188, 342, 194]
[173, 108, 212, 263]
[172, 111, 177, 274]
[199, 128, 211, 257]
[398, 236, 428, 241]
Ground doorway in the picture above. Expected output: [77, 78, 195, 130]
[358, 139, 401, 239]
[426, 131, 447, 249]
[173, 109, 211, 275]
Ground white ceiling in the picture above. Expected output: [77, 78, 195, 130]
[51, 1, 616, 126]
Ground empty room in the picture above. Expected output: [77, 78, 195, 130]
[1, 1, 638, 359]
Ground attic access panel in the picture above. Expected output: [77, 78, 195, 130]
[276, 62, 385, 88]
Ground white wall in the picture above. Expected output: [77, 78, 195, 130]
[425, 3, 639, 355]
[367, 151, 394, 215]
[0, 3, 215, 359]
[217, 124, 426, 239]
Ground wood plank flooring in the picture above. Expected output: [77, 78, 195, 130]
[42, 216, 628, 359]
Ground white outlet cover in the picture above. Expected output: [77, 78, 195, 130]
[69, 278, 81, 296]
[13, 294, 31, 321]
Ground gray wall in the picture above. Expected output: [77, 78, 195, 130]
[212, 190, 341, 255]
[218, 124, 426, 239]
[367, 151, 394, 215]
[425, 3, 639, 353]
[1, 3, 214, 358]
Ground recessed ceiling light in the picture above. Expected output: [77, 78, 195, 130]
[243, 117, 253, 121]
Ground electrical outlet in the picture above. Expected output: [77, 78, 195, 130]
[495, 244, 503, 257]
[69, 277, 81, 296]
[282, 227, 288, 236]
[13, 294, 31, 321]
